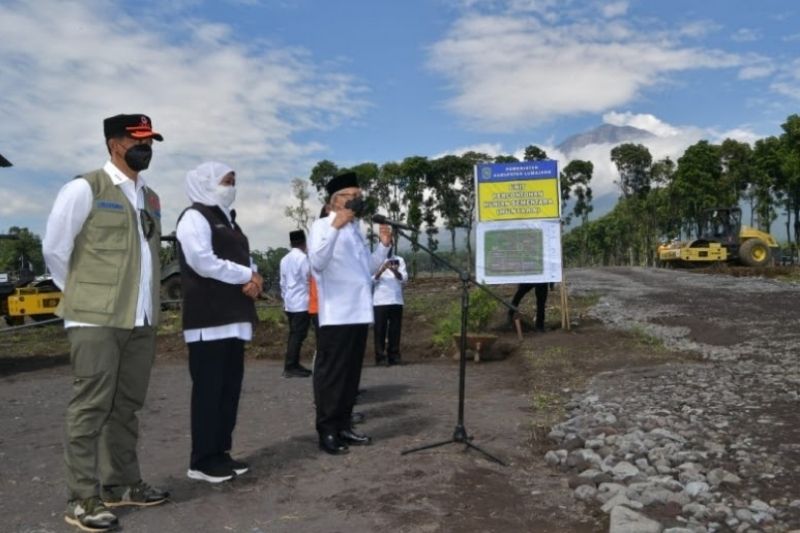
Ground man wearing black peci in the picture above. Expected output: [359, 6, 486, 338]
[308, 172, 391, 455]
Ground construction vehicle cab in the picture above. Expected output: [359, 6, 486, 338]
[658, 207, 779, 267]
[0, 241, 61, 326]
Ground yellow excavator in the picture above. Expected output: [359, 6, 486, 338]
[0, 154, 62, 326]
[657, 207, 779, 267]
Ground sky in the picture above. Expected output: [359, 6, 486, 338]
[0, 0, 798, 251]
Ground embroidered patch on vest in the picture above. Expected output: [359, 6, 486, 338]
[96, 200, 125, 210]
[146, 193, 161, 218]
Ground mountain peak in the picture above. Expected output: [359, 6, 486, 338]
[557, 124, 655, 155]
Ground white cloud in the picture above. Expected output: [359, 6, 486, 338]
[711, 128, 761, 145]
[549, 113, 760, 199]
[603, 111, 680, 137]
[676, 20, 722, 39]
[0, 184, 48, 219]
[601, 1, 628, 18]
[731, 28, 760, 43]
[428, 9, 741, 130]
[431, 143, 505, 159]
[770, 58, 800, 100]
[0, 0, 365, 248]
[739, 64, 776, 80]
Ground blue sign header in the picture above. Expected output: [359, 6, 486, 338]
[476, 160, 558, 183]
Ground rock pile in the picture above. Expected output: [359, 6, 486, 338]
[547, 268, 800, 532]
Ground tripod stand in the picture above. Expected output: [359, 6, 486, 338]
[395, 229, 507, 466]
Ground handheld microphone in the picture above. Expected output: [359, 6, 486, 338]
[371, 214, 414, 231]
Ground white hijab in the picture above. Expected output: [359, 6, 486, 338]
[185, 161, 234, 207]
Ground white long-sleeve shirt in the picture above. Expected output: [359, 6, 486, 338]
[42, 161, 153, 329]
[373, 255, 408, 306]
[280, 247, 310, 312]
[308, 215, 389, 326]
[176, 207, 254, 342]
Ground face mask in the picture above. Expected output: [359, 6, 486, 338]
[123, 144, 153, 172]
[344, 196, 367, 218]
[215, 184, 236, 208]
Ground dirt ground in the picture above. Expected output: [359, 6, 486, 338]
[1, 268, 798, 532]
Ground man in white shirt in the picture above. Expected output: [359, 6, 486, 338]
[308, 172, 391, 455]
[279, 230, 313, 377]
[42, 114, 168, 532]
[176, 161, 262, 485]
[373, 250, 408, 366]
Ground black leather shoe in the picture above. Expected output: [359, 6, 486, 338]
[283, 366, 311, 378]
[339, 428, 372, 445]
[375, 358, 388, 367]
[319, 434, 349, 455]
[388, 358, 402, 366]
[351, 412, 366, 425]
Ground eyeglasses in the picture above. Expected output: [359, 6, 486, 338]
[139, 209, 155, 240]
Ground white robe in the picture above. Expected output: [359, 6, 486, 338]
[308, 216, 389, 327]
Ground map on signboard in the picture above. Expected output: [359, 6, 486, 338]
[483, 228, 543, 276]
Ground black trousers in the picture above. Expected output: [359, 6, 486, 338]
[374, 304, 403, 362]
[511, 283, 549, 329]
[188, 338, 245, 469]
[313, 324, 368, 437]
[284, 311, 310, 369]
[310, 314, 319, 349]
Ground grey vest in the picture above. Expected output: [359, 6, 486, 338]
[59, 169, 161, 328]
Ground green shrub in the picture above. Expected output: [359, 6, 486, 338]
[432, 288, 498, 348]
[257, 306, 285, 328]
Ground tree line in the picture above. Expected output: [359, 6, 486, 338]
[563, 114, 800, 267]
[286, 145, 595, 275]
[284, 113, 800, 271]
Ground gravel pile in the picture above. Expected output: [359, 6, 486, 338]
[549, 268, 800, 533]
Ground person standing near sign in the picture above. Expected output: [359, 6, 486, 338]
[308, 171, 391, 455]
[279, 230, 313, 378]
[509, 283, 549, 332]
[373, 247, 408, 366]
[43, 113, 169, 532]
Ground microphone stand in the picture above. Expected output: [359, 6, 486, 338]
[391, 226, 508, 466]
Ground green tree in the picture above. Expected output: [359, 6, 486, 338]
[251, 247, 289, 288]
[561, 159, 594, 226]
[430, 155, 469, 252]
[400, 156, 431, 276]
[524, 145, 548, 161]
[719, 138, 752, 201]
[308, 160, 339, 200]
[284, 177, 312, 232]
[750, 137, 782, 233]
[778, 114, 800, 255]
[0, 226, 44, 277]
[610, 143, 653, 198]
[671, 140, 725, 235]
[459, 151, 493, 270]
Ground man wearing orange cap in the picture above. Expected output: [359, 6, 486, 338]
[43, 114, 169, 531]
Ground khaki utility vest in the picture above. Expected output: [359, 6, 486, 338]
[58, 169, 161, 328]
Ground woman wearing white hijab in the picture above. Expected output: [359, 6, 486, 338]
[176, 162, 262, 483]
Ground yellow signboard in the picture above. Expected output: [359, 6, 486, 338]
[477, 178, 560, 221]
